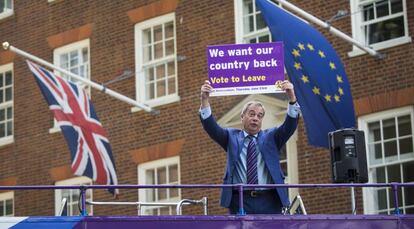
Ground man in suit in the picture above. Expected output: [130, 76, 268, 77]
[199, 80, 300, 214]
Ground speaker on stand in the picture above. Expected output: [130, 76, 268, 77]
[328, 128, 368, 214]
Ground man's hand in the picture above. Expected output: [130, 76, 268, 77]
[200, 80, 213, 108]
[281, 80, 297, 103]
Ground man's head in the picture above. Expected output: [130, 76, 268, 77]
[241, 101, 265, 135]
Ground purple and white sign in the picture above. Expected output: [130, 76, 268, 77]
[207, 42, 284, 96]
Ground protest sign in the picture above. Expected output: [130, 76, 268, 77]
[207, 42, 284, 96]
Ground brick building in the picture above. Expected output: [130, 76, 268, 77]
[0, 0, 413, 216]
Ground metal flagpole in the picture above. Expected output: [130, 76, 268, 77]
[2, 42, 159, 114]
[272, 0, 384, 58]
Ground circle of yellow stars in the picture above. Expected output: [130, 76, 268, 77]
[291, 42, 345, 103]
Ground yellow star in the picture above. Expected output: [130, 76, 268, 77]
[334, 94, 340, 102]
[301, 75, 309, 83]
[329, 62, 336, 70]
[294, 62, 302, 70]
[292, 49, 301, 57]
[324, 94, 332, 102]
[318, 50, 325, 58]
[312, 86, 320, 95]
[338, 87, 344, 95]
[307, 43, 314, 51]
[336, 75, 343, 83]
[298, 43, 305, 50]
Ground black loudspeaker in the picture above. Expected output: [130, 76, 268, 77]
[328, 128, 368, 183]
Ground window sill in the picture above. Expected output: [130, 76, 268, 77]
[0, 136, 14, 147]
[131, 94, 180, 113]
[49, 126, 61, 134]
[0, 10, 13, 21]
[348, 36, 412, 58]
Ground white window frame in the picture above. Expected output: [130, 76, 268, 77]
[133, 12, 179, 112]
[50, 39, 91, 133]
[234, 0, 273, 44]
[0, 191, 14, 216]
[348, 0, 411, 57]
[55, 176, 93, 216]
[137, 156, 181, 215]
[359, 106, 414, 214]
[0, 0, 13, 20]
[0, 63, 13, 146]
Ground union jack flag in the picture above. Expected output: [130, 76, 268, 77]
[27, 60, 118, 195]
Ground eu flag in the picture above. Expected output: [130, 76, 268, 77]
[256, 0, 356, 148]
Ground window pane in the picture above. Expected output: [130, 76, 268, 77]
[154, 43, 163, 59]
[0, 109, 4, 121]
[156, 65, 165, 80]
[169, 164, 178, 183]
[398, 115, 411, 136]
[165, 40, 174, 56]
[5, 87, 12, 101]
[60, 54, 69, 69]
[258, 35, 270, 43]
[5, 199, 12, 215]
[376, 0, 389, 18]
[0, 123, 5, 138]
[146, 82, 155, 100]
[391, 0, 403, 13]
[82, 48, 88, 64]
[383, 118, 396, 139]
[377, 189, 387, 210]
[167, 77, 175, 95]
[384, 140, 397, 158]
[6, 121, 12, 136]
[6, 107, 11, 119]
[143, 29, 151, 45]
[5, 71, 12, 85]
[363, 4, 375, 21]
[403, 162, 414, 205]
[368, 121, 381, 142]
[368, 17, 404, 44]
[165, 22, 174, 38]
[154, 25, 162, 42]
[167, 62, 175, 76]
[157, 167, 167, 200]
[369, 143, 382, 164]
[387, 164, 401, 182]
[146, 170, 154, 184]
[374, 167, 386, 183]
[0, 201, 4, 216]
[256, 13, 266, 30]
[70, 50, 78, 66]
[399, 138, 413, 155]
[146, 68, 154, 82]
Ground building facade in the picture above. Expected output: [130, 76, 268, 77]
[0, 0, 413, 216]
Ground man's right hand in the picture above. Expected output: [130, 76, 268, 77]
[200, 80, 213, 108]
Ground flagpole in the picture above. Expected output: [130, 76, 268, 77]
[2, 42, 159, 114]
[273, 0, 384, 58]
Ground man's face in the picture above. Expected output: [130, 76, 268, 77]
[241, 104, 264, 135]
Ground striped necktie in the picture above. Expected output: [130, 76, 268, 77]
[246, 136, 258, 184]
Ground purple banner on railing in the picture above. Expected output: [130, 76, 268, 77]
[207, 42, 285, 96]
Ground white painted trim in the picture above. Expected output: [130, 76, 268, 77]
[54, 176, 93, 216]
[134, 13, 178, 111]
[50, 39, 90, 132]
[359, 106, 414, 214]
[137, 156, 181, 215]
[348, 0, 411, 57]
[0, 191, 14, 216]
[0, 63, 14, 146]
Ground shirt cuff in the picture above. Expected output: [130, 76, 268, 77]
[287, 102, 301, 118]
[199, 106, 212, 120]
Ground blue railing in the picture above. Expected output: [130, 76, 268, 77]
[1, 183, 413, 216]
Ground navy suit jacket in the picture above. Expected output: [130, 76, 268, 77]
[200, 113, 298, 208]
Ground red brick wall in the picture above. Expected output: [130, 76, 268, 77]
[0, 0, 413, 216]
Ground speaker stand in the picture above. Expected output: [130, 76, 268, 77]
[351, 184, 356, 215]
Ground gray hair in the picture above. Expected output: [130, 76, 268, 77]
[241, 101, 266, 116]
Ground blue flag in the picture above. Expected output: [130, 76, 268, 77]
[256, 0, 356, 148]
